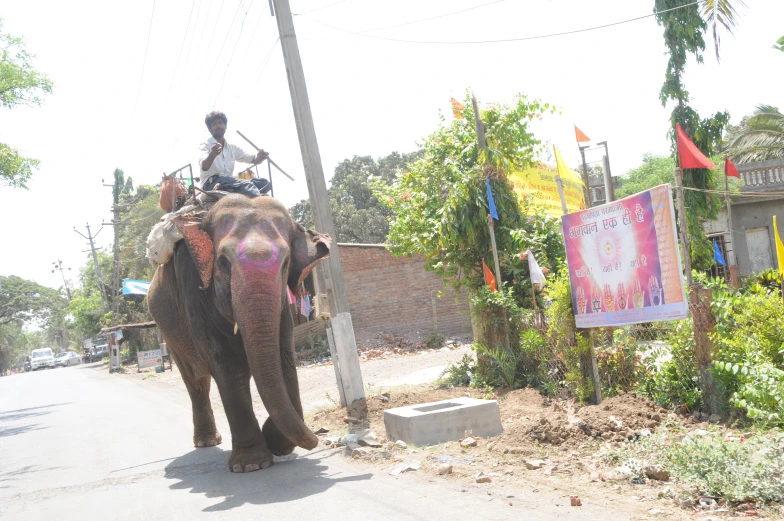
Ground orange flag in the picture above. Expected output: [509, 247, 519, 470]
[574, 125, 590, 143]
[451, 97, 465, 120]
[482, 259, 497, 292]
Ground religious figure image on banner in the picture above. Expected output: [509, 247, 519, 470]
[561, 184, 687, 328]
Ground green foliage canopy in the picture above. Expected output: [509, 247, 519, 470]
[374, 93, 564, 308]
[289, 151, 421, 244]
[0, 18, 53, 189]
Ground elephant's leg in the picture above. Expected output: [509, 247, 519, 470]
[209, 348, 274, 473]
[148, 263, 220, 447]
[175, 352, 222, 447]
[262, 305, 301, 456]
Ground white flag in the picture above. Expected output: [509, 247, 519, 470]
[526, 250, 546, 287]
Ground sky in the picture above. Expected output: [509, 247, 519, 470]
[1, 0, 782, 292]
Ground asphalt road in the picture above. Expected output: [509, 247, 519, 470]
[1, 361, 637, 520]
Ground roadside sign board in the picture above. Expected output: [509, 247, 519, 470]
[561, 184, 688, 328]
[138, 349, 163, 369]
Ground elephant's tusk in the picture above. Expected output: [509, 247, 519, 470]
[234, 323, 239, 335]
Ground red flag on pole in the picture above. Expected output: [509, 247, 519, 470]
[725, 156, 740, 178]
[482, 259, 497, 292]
[676, 124, 716, 169]
[574, 125, 591, 143]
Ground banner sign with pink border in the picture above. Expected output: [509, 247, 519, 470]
[561, 184, 688, 328]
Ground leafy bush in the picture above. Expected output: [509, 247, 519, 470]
[474, 342, 521, 388]
[423, 330, 445, 349]
[436, 353, 477, 388]
[595, 328, 645, 397]
[638, 319, 702, 410]
[606, 424, 784, 503]
[711, 285, 784, 425]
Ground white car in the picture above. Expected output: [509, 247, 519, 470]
[31, 348, 56, 370]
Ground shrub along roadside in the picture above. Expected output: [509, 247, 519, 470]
[604, 422, 784, 504]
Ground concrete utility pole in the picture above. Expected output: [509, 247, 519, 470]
[51, 260, 72, 300]
[103, 171, 127, 321]
[271, 0, 365, 406]
[74, 223, 109, 309]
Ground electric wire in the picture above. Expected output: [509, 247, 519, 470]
[163, 0, 198, 106]
[131, 0, 157, 119]
[234, 37, 280, 106]
[294, 0, 350, 15]
[173, 0, 205, 103]
[214, 0, 254, 106]
[303, 0, 701, 45]
[349, 0, 507, 35]
[197, 0, 247, 108]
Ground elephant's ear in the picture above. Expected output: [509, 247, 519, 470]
[289, 223, 331, 292]
[173, 217, 214, 289]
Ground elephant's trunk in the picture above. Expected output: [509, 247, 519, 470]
[231, 274, 318, 451]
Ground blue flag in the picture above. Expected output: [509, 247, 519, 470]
[485, 177, 499, 220]
[713, 240, 726, 266]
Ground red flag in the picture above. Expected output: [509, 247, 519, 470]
[574, 125, 591, 143]
[676, 124, 717, 169]
[482, 259, 497, 292]
[725, 156, 739, 178]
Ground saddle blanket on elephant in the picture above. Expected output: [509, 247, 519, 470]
[146, 190, 228, 268]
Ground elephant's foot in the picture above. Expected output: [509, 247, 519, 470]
[262, 417, 296, 456]
[228, 443, 274, 473]
[194, 430, 222, 448]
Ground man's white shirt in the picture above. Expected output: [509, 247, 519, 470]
[196, 136, 257, 183]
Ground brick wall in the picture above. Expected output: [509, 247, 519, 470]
[337, 244, 473, 345]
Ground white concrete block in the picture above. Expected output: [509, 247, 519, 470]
[383, 397, 502, 446]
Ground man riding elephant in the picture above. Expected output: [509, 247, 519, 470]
[198, 111, 272, 197]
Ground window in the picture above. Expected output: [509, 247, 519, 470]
[707, 234, 729, 281]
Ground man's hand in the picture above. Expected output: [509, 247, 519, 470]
[254, 149, 269, 164]
[210, 142, 223, 157]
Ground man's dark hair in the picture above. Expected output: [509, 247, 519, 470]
[205, 111, 228, 129]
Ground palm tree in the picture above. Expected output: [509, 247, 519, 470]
[724, 105, 784, 163]
[700, 0, 747, 61]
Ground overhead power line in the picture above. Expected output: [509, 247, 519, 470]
[214, 0, 255, 105]
[164, 0, 198, 105]
[351, 0, 507, 34]
[294, 0, 350, 15]
[132, 0, 157, 118]
[304, 0, 701, 45]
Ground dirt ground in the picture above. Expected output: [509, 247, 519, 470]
[310, 385, 781, 520]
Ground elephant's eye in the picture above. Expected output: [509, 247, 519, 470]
[218, 255, 231, 274]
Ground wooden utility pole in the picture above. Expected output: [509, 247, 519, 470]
[578, 146, 592, 209]
[554, 173, 601, 405]
[471, 94, 502, 286]
[103, 171, 126, 320]
[272, 0, 365, 407]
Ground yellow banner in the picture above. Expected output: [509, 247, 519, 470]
[774, 215, 784, 276]
[508, 163, 586, 218]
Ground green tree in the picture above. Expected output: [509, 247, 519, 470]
[724, 105, 784, 163]
[774, 35, 784, 52]
[655, 0, 731, 270]
[617, 154, 680, 198]
[289, 151, 421, 243]
[0, 18, 53, 188]
[373, 93, 565, 310]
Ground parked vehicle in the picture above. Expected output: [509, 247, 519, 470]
[30, 348, 55, 370]
[83, 345, 109, 363]
[54, 351, 81, 367]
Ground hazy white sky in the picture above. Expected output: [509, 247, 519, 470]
[1, 0, 782, 291]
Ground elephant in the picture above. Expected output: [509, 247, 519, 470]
[147, 194, 330, 473]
